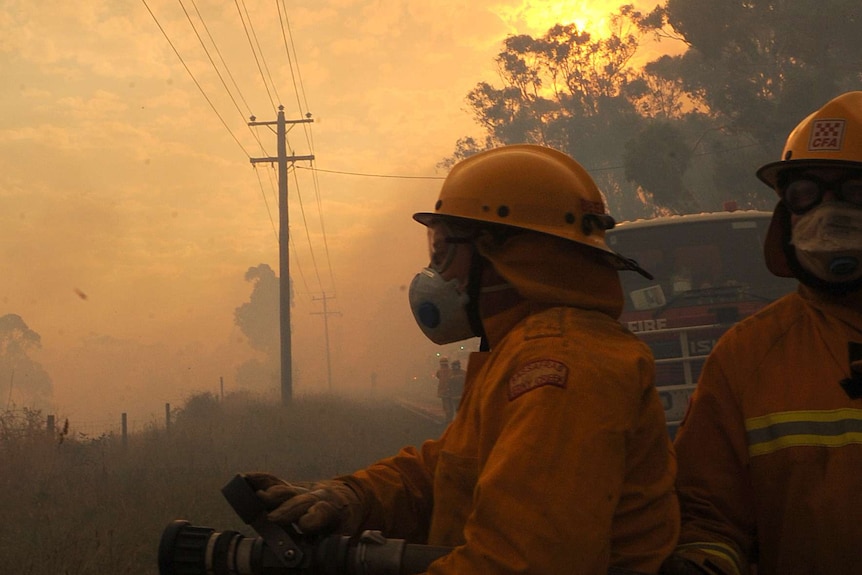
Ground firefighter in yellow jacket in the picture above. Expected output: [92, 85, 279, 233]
[662, 92, 862, 575]
[246, 144, 679, 574]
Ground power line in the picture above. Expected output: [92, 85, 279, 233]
[277, 0, 308, 120]
[251, 164, 278, 242]
[248, 110, 315, 404]
[311, 292, 340, 392]
[186, 0, 273, 158]
[290, 166, 325, 293]
[272, 3, 337, 300]
[275, 0, 314, 159]
[295, 165, 446, 180]
[148, 0, 285, 242]
[188, 0, 253, 116]
[289, 138, 766, 180]
[289, 221, 313, 300]
[233, 0, 279, 111]
[308, 163, 337, 298]
[177, 0, 247, 121]
[141, 0, 250, 157]
[146, 0, 383, 308]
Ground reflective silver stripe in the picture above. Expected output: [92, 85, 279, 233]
[677, 541, 742, 575]
[746, 409, 862, 456]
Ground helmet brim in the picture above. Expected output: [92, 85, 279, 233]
[757, 159, 862, 188]
[412, 212, 438, 227]
[414, 211, 652, 279]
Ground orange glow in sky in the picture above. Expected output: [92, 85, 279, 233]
[0, 0, 680, 431]
[494, 0, 615, 36]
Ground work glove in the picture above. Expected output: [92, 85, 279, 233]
[659, 555, 715, 575]
[244, 472, 367, 536]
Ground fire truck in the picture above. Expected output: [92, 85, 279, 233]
[606, 210, 797, 437]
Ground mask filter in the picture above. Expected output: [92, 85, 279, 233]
[792, 202, 862, 284]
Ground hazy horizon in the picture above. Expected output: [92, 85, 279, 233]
[0, 0, 679, 432]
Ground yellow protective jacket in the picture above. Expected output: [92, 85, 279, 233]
[673, 286, 862, 575]
[343, 234, 679, 574]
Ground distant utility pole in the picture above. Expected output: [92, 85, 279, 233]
[312, 292, 341, 392]
[249, 105, 314, 405]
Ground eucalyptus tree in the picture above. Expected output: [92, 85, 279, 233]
[446, 2, 862, 216]
[444, 6, 686, 219]
[0, 314, 52, 411]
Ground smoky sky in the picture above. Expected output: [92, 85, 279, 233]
[0, 0, 672, 429]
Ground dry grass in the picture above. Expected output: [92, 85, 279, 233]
[0, 392, 443, 575]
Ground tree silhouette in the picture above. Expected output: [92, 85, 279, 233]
[641, 0, 862, 203]
[442, 6, 691, 219]
[233, 264, 286, 392]
[624, 121, 699, 213]
[446, 2, 862, 215]
[0, 314, 53, 410]
[235, 264, 283, 355]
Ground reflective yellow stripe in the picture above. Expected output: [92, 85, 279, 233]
[746, 409, 862, 457]
[677, 541, 742, 575]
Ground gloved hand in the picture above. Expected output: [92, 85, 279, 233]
[659, 555, 713, 575]
[244, 472, 366, 536]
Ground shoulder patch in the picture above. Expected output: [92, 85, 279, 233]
[508, 359, 568, 401]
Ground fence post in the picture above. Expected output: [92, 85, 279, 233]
[46, 414, 55, 439]
[165, 403, 171, 433]
[121, 413, 128, 448]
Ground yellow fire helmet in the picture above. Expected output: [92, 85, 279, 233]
[413, 144, 650, 277]
[757, 91, 862, 188]
[758, 91, 862, 278]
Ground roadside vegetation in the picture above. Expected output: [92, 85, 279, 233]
[0, 392, 442, 575]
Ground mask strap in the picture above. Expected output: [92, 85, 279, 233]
[481, 283, 514, 293]
[465, 245, 487, 346]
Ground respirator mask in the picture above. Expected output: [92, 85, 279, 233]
[792, 202, 862, 284]
[408, 268, 477, 344]
[408, 221, 486, 345]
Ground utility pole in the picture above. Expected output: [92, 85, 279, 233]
[249, 105, 314, 405]
[311, 292, 341, 392]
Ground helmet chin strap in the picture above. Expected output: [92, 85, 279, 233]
[465, 247, 490, 351]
